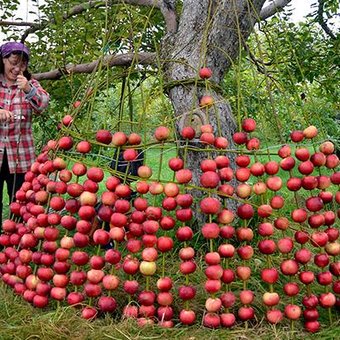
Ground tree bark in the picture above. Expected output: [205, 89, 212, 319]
[161, 0, 266, 223]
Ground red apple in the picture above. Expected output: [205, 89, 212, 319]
[303, 125, 318, 139]
[199, 95, 214, 107]
[199, 67, 212, 79]
[232, 132, 248, 145]
[179, 309, 196, 325]
[266, 309, 283, 324]
[290, 130, 304, 142]
[76, 140, 91, 153]
[181, 126, 196, 140]
[154, 126, 170, 141]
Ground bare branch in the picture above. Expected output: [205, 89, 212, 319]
[0, 20, 36, 27]
[260, 0, 292, 20]
[317, 0, 336, 40]
[122, 0, 160, 7]
[32, 52, 156, 80]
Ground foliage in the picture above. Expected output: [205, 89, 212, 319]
[223, 11, 339, 145]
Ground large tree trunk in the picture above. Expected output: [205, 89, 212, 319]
[161, 0, 266, 224]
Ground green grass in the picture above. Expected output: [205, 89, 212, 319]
[0, 284, 339, 340]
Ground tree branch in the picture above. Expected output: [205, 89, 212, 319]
[122, 0, 160, 7]
[21, 0, 106, 42]
[259, 0, 292, 20]
[18, 0, 162, 42]
[0, 20, 36, 27]
[317, 0, 336, 40]
[32, 52, 156, 80]
[160, 0, 177, 34]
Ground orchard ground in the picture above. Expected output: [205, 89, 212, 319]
[0, 283, 339, 340]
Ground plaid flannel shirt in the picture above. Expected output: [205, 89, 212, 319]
[0, 74, 49, 174]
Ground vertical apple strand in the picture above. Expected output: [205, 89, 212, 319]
[215, 149, 236, 328]
[169, 128, 196, 326]
[289, 126, 328, 331]
[176, 195, 195, 325]
[257, 177, 283, 325]
[218, 219, 236, 328]
[290, 128, 322, 332]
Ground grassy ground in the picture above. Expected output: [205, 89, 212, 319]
[0, 283, 339, 340]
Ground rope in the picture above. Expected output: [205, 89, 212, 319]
[9, 71, 25, 213]
[8, 0, 30, 215]
[163, 78, 223, 94]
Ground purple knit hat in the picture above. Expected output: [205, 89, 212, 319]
[0, 42, 30, 61]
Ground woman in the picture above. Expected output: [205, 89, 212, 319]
[0, 42, 49, 228]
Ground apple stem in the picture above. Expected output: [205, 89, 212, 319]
[185, 274, 189, 285]
[89, 297, 92, 307]
[328, 307, 333, 325]
[269, 284, 273, 293]
[96, 245, 101, 256]
[157, 141, 164, 181]
[266, 255, 271, 268]
[290, 320, 294, 333]
[209, 239, 214, 253]
[37, 239, 42, 252]
[184, 300, 189, 310]
[183, 140, 189, 168]
[113, 147, 121, 172]
[260, 192, 265, 205]
[146, 276, 150, 291]
[293, 192, 300, 209]
[33, 264, 37, 275]
[162, 254, 165, 277]
[44, 192, 52, 213]
[123, 162, 130, 184]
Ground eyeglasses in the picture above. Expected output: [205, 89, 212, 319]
[4, 57, 27, 69]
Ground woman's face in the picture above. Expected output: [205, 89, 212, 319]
[2, 54, 27, 83]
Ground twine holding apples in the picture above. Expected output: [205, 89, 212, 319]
[0, 67, 339, 333]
